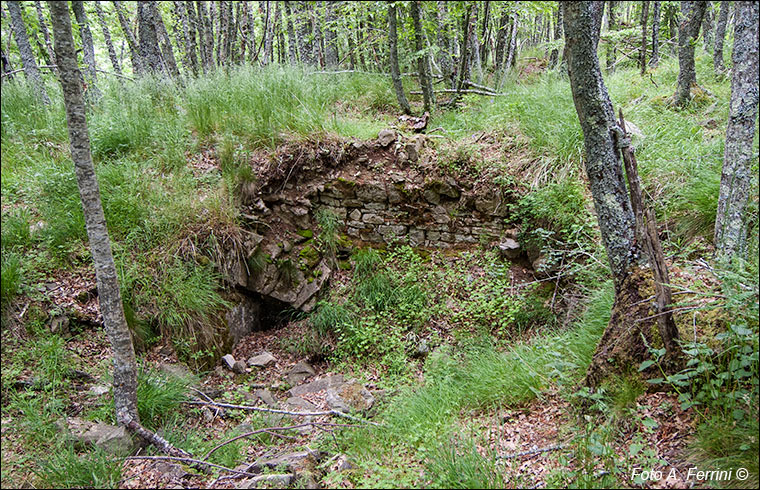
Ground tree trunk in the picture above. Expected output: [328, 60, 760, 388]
[114, 1, 143, 75]
[506, 13, 518, 70]
[7, 1, 50, 103]
[649, 1, 661, 67]
[151, 1, 180, 77]
[468, 1, 483, 84]
[714, 1, 759, 259]
[1, 47, 15, 80]
[702, 2, 713, 53]
[284, 1, 297, 64]
[480, 0, 490, 66]
[411, 0, 435, 112]
[48, 0, 140, 427]
[72, 1, 98, 86]
[674, 1, 706, 106]
[211, 1, 221, 65]
[606, 0, 616, 72]
[138, 1, 164, 74]
[549, 3, 564, 68]
[34, 1, 56, 70]
[640, 1, 649, 74]
[713, 1, 730, 73]
[563, 1, 680, 388]
[197, 1, 214, 71]
[275, 2, 285, 64]
[323, 1, 338, 68]
[293, 1, 311, 65]
[388, 3, 411, 115]
[176, 1, 197, 75]
[95, 1, 122, 76]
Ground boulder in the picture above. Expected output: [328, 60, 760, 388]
[232, 360, 247, 374]
[226, 295, 262, 346]
[377, 129, 396, 147]
[247, 351, 277, 368]
[59, 417, 135, 455]
[285, 362, 316, 385]
[498, 238, 521, 260]
[254, 389, 277, 407]
[289, 374, 345, 396]
[325, 379, 375, 413]
[237, 474, 293, 489]
[285, 396, 319, 412]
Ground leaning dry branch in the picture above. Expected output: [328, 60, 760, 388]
[411, 88, 506, 96]
[201, 423, 313, 461]
[497, 444, 566, 460]
[123, 455, 258, 478]
[126, 420, 190, 458]
[183, 399, 382, 426]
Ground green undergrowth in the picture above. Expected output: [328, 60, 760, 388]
[328, 283, 614, 488]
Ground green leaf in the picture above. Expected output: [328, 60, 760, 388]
[629, 443, 644, 456]
[638, 360, 656, 371]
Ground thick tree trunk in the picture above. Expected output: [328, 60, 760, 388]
[293, 1, 312, 65]
[114, 1, 143, 75]
[176, 1, 197, 75]
[150, 1, 180, 77]
[714, 1, 759, 259]
[458, 4, 472, 93]
[495, 11, 508, 73]
[640, 1, 649, 74]
[211, 1, 221, 65]
[48, 0, 139, 427]
[480, 0, 490, 66]
[606, 0, 616, 72]
[275, 2, 285, 64]
[72, 1, 98, 88]
[284, 1, 297, 64]
[138, 1, 164, 74]
[95, 1, 122, 76]
[323, 1, 338, 68]
[713, 1, 729, 73]
[7, 1, 50, 103]
[197, 1, 214, 70]
[311, 3, 324, 68]
[674, 1, 706, 106]
[437, 2, 455, 88]
[649, 1, 661, 67]
[388, 3, 411, 115]
[411, 0, 435, 112]
[505, 13, 518, 70]
[549, 3, 564, 68]
[702, 3, 713, 53]
[34, 1, 56, 69]
[563, 1, 680, 387]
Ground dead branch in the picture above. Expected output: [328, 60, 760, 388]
[123, 455, 258, 478]
[497, 444, 566, 460]
[183, 399, 381, 426]
[410, 88, 506, 96]
[126, 420, 191, 458]
[201, 423, 312, 461]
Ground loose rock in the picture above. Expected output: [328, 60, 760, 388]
[285, 362, 316, 385]
[498, 238, 522, 260]
[377, 129, 396, 147]
[247, 351, 277, 368]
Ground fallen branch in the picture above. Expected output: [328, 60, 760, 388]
[183, 399, 381, 426]
[123, 455, 258, 478]
[126, 420, 191, 458]
[201, 423, 313, 461]
[410, 88, 506, 96]
[497, 444, 566, 460]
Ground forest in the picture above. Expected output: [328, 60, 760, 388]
[0, 1, 758, 488]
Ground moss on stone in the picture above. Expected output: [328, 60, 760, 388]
[299, 244, 321, 268]
[296, 229, 314, 239]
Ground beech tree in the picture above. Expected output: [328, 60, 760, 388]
[713, 1, 730, 73]
[714, 1, 759, 259]
[563, 1, 680, 386]
[388, 1, 411, 115]
[7, 0, 50, 103]
[649, 1, 661, 68]
[674, 1, 707, 106]
[48, 0, 139, 427]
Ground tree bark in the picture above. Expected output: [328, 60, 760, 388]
[468, 1, 483, 84]
[114, 1, 144, 75]
[640, 1, 649, 74]
[674, 1, 706, 106]
[550, 3, 564, 68]
[411, 0, 435, 112]
[606, 0, 616, 73]
[457, 4, 472, 94]
[563, 1, 680, 387]
[34, 1, 56, 70]
[197, 1, 214, 70]
[7, 0, 50, 103]
[284, 1, 297, 64]
[150, 1, 180, 77]
[436, 1, 455, 88]
[649, 1, 661, 67]
[714, 1, 759, 259]
[480, 0, 490, 66]
[176, 1, 197, 75]
[505, 13, 518, 70]
[72, 1, 98, 86]
[1, 47, 15, 80]
[48, 0, 140, 427]
[95, 1, 123, 76]
[138, 1, 164, 74]
[702, 2, 713, 53]
[713, 1, 730, 73]
[388, 2, 411, 115]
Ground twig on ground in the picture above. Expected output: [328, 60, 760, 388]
[201, 423, 313, 461]
[122, 455, 258, 478]
[497, 444, 566, 460]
